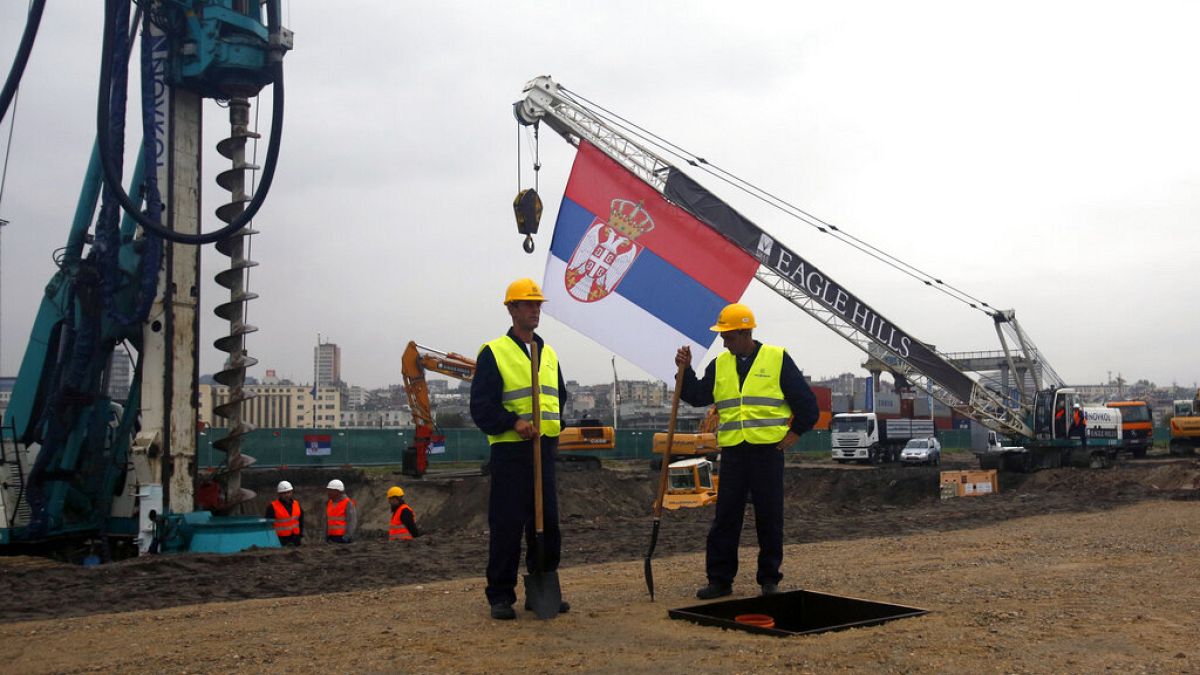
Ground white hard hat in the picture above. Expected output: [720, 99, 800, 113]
[326, 479, 345, 491]
[1073, 403, 1081, 408]
[277, 480, 294, 493]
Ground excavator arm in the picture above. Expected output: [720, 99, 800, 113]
[400, 341, 476, 476]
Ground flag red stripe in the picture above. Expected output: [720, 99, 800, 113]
[563, 142, 758, 302]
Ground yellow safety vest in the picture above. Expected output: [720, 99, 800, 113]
[481, 336, 562, 444]
[713, 345, 792, 447]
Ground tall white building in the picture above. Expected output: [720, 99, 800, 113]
[314, 341, 341, 387]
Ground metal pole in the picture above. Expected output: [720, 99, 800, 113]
[0, 218, 6, 372]
[611, 356, 619, 430]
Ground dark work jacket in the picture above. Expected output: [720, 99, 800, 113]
[391, 502, 420, 538]
[679, 341, 820, 436]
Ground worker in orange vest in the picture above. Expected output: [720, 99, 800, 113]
[386, 486, 420, 541]
[265, 480, 303, 546]
[1070, 403, 1088, 449]
[324, 479, 357, 544]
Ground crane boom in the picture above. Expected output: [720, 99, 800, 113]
[515, 75, 1042, 439]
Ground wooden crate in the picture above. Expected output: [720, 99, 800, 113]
[939, 469, 999, 498]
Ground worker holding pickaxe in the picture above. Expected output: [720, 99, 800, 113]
[676, 303, 820, 600]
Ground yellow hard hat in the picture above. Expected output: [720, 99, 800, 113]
[387, 486, 405, 499]
[504, 278, 546, 304]
[710, 303, 756, 332]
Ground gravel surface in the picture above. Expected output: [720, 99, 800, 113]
[1, 457, 1197, 672]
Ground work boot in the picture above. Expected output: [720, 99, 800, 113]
[524, 599, 571, 613]
[695, 583, 733, 600]
[761, 583, 780, 596]
[490, 603, 516, 620]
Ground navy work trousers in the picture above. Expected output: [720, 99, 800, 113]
[485, 436, 561, 607]
[705, 442, 785, 587]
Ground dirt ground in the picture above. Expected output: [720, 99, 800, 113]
[1, 455, 1198, 673]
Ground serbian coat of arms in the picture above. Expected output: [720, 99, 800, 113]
[564, 198, 655, 302]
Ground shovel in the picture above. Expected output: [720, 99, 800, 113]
[523, 341, 562, 619]
[643, 361, 686, 601]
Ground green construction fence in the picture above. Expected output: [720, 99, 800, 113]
[198, 427, 978, 468]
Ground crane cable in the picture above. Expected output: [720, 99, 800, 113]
[558, 86, 998, 318]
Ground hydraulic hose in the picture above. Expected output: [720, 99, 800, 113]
[96, 0, 285, 245]
[0, 0, 46, 124]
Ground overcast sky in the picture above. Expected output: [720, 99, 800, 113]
[1, 1, 1197, 393]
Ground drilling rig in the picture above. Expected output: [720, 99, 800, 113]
[0, 1, 292, 557]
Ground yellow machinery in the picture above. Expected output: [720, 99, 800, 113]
[663, 458, 719, 510]
[558, 425, 614, 451]
[1169, 390, 1200, 456]
[652, 406, 720, 508]
[556, 422, 612, 470]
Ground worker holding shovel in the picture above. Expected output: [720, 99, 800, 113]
[470, 279, 570, 621]
[676, 303, 820, 600]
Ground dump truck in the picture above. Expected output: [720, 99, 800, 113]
[1106, 400, 1154, 458]
[831, 413, 935, 464]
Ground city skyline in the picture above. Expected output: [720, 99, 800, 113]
[2, 4, 1198, 393]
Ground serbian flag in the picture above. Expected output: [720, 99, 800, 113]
[304, 434, 332, 456]
[543, 141, 759, 383]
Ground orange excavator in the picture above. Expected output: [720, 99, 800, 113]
[401, 341, 477, 477]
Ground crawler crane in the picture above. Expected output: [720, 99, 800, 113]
[513, 76, 1123, 472]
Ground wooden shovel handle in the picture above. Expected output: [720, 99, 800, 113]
[531, 341, 544, 534]
[652, 361, 687, 518]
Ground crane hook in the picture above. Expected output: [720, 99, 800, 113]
[513, 188, 542, 255]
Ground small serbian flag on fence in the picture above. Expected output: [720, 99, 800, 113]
[304, 434, 332, 456]
[543, 141, 759, 383]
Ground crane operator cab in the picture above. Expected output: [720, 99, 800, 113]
[1034, 387, 1079, 442]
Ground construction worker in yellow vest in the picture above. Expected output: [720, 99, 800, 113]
[386, 486, 420, 541]
[676, 303, 820, 600]
[469, 278, 570, 621]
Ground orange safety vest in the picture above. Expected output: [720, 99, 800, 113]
[1072, 410, 1085, 426]
[270, 499, 301, 537]
[389, 504, 415, 541]
[326, 496, 354, 537]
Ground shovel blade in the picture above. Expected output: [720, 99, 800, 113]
[523, 570, 562, 620]
[643, 519, 662, 601]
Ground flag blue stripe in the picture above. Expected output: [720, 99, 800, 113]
[550, 198, 724, 344]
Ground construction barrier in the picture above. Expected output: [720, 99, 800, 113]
[198, 427, 974, 469]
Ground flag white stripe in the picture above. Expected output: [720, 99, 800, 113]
[543, 255, 716, 383]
